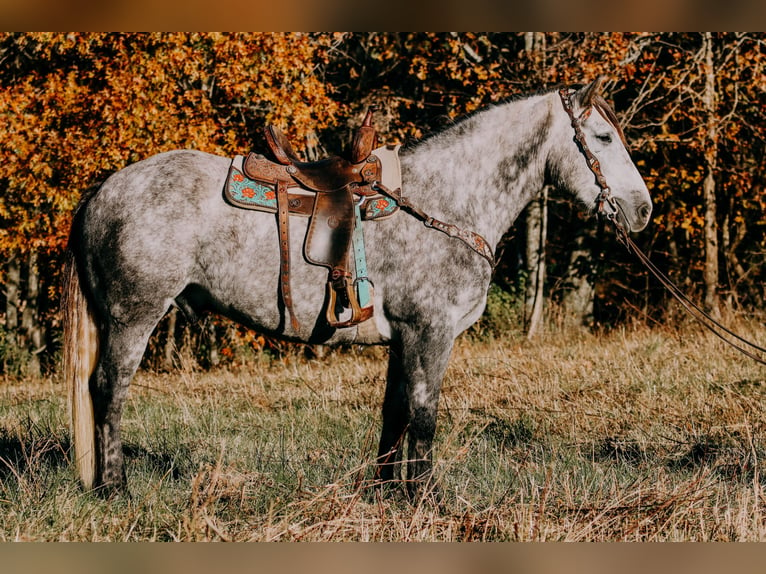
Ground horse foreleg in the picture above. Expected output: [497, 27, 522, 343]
[376, 326, 454, 499]
[376, 341, 408, 484]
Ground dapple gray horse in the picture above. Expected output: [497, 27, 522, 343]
[63, 78, 652, 495]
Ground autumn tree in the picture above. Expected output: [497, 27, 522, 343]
[521, 32, 548, 338]
[0, 32, 339, 373]
[617, 33, 766, 318]
[1, 32, 764, 375]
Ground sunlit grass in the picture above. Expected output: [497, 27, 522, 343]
[2, 321, 766, 540]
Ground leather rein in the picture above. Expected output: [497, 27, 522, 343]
[560, 87, 766, 366]
[370, 181, 496, 267]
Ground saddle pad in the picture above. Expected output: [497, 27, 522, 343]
[226, 155, 275, 210]
[376, 144, 402, 192]
[224, 145, 403, 221]
[359, 143, 401, 220]
[362, 196, 398, 219]
[225, 155, 314, 215]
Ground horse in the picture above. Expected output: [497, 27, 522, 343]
[62, 77, 652, 496]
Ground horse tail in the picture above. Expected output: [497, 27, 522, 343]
[62, 183, 102, 490]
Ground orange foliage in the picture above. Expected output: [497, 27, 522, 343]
[0, 32, 339, 257]
[1, 32, 765, 354]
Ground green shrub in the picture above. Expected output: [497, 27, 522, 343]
[0, 326, 34, 377]
[470, 282, 524, 340]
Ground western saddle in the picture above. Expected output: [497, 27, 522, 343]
[237, 108, 388, 331]
[225, 107, 495, 333]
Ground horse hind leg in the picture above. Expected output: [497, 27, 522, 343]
[91, 309, 167, 493]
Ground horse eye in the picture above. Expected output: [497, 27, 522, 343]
[596, 133, 613, 144]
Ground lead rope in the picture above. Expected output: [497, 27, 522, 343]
[559, 87, 766, 366]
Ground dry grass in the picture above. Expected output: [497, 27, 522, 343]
[2, 321, 766, 540]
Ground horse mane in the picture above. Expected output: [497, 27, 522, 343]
[404, 86, 629, 151]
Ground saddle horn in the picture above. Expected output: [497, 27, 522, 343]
[349, 105, 379, 164]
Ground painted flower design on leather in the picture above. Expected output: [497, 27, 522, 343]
[228, 167, 277, 208]
[366, 197, 397, 219]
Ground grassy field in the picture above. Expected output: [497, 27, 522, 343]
[2, 321, 766, 541]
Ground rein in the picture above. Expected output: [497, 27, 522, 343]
[371, 180, 496, 268]
[614, 227, 766, 366]
[560, 87, 766, 366]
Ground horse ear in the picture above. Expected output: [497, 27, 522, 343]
[576, 76, 608, 108]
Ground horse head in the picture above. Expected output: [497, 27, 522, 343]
[551, 76, 652, 233]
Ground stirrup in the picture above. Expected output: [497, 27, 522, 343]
[325, 274, 373, 328]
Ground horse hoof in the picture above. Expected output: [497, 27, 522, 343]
[406, 478, 443, 506]
[369, 478, 409, 502]
[90, 473, 130, 499]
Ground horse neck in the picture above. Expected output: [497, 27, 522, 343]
[401, 92, 556, 248]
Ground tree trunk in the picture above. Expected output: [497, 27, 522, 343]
[20, 250, 42, 377]
[523, 32, 548, 340]
[206, 319, 219, 368]
[525, 187, 548, 339]
[524, 32, 546, 58]
[702, 32, 721, 318]
[5, 255, 20, 348]
[561, 230, 595, 328]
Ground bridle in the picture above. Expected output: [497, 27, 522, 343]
[560, 86, 766, 366]
[559, 87, 620, 221]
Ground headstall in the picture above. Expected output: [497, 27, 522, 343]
[559, 88, 766, 365]
[558, 88, 621, 225]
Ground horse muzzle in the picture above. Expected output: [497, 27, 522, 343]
[612, 195, 652, 232]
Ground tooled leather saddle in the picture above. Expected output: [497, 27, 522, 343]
[224, 108, 402, 331]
